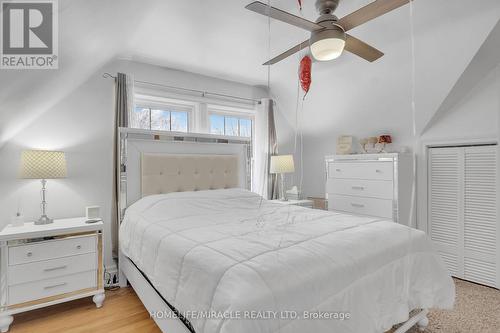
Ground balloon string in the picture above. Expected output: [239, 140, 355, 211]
[403, 0, 417, 308]
[299, 97, 304, 194]
[266, 0, 271, 93]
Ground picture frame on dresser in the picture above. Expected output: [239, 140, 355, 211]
[0, 218, 105, 332]
[325, 153, 414, 226]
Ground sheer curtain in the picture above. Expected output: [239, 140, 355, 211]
[111, 73, 133, 258]
[253, 98, 279, 199]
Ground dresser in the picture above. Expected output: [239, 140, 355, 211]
[325, 153, 413, 225]
[0, 218, 104, 332]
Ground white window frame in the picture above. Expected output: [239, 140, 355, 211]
[133, 94, 196, 133]
[207, 104, 255, 138]
[132, 92, 257, 137]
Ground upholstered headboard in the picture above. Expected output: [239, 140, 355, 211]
[141, 153, 240, 196]
[122, 136, 249, 206]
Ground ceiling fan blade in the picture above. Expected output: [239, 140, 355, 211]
[263, 40, 310, 65]
[338, 0, 411, 32]
[344, 34, 384, 62]
[246, 1, 322, 32]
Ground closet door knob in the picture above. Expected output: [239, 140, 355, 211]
[26, 252, 33, 257]
[76, 245, 82, 250]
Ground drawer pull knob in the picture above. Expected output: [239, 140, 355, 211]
[26, 252, 33, 257]
[44, 282, 67, 290]
[76, 245, 82, 249]
[352, 186, 365, 190]
[375, 169, 382, 173]
[336, 169, 341, 172]
[351, 203, 365, 208]
[44, 265, 67, 272]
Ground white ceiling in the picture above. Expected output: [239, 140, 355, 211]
[0, 0, 499, 146]
[267, 0, 500, 139]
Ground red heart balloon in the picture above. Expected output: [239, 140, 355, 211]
[299, 55, 312, 95]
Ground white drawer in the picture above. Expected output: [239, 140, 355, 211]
[8, 270, 97, 306]
[328, 161, 393, 181]
[327, 179, 394, 199]
[328, 194, 394, 219]
[9, 235, 96, 266]
[8, 253, 97, 286]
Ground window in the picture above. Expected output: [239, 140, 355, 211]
[209, 113, 253, 138]
[131, 106, 189, 132]
[131, 93, 256, 137]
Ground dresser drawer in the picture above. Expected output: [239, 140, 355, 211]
[8, 253, 97, 286]
[327, 179, 394, 199]
[328, 194, 394, 219]
[328, 161, 393, 181]
[9, 235, 96, 265]
[8, 270, 97, 306]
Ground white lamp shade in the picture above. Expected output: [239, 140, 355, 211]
[20, 150, 67, 179]
[270, 155, 295, 174]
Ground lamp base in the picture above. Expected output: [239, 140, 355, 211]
[35, 215, 54, 225]
[279, 174, 288, 201]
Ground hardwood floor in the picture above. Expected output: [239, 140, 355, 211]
[10, 288, 161, 333]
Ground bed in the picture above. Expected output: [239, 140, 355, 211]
[118, 131, 455, 333]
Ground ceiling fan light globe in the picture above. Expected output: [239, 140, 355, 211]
[310, 28, 346, 61]
[311, 38, 345, 61]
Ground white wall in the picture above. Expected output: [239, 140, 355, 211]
[421, 65, 499, 141]
[416, 64, 500, 231]
[0, 77, 115, 261]
[0, 59, 268, 269]
[267, 0, 500, 199]
[291, 52, 499, 234]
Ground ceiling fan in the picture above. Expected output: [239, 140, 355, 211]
[246, 0, 412, 65]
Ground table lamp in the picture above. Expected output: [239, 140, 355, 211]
[270, 155, 295, 201]
[20, 150, 67, 225]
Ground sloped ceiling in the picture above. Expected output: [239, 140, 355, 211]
[0, 0, 499, 147]
[0, 0, 149, 145]
[268, 0, 500, 143]
[423, 19, 500, 134]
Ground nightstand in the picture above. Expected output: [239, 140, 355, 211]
[271, 199, 314, 208]
[0, 218, 105, 332]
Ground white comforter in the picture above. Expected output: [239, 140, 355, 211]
[120, 189, 454, 333]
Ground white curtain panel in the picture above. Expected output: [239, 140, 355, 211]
[126, 74, 135, 119]
[253, 98, 278, 199]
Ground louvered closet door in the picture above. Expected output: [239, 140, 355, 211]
[428, 148, 462, 277]
[463, 146, 497, 287]
[429, 145, 498, 288]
